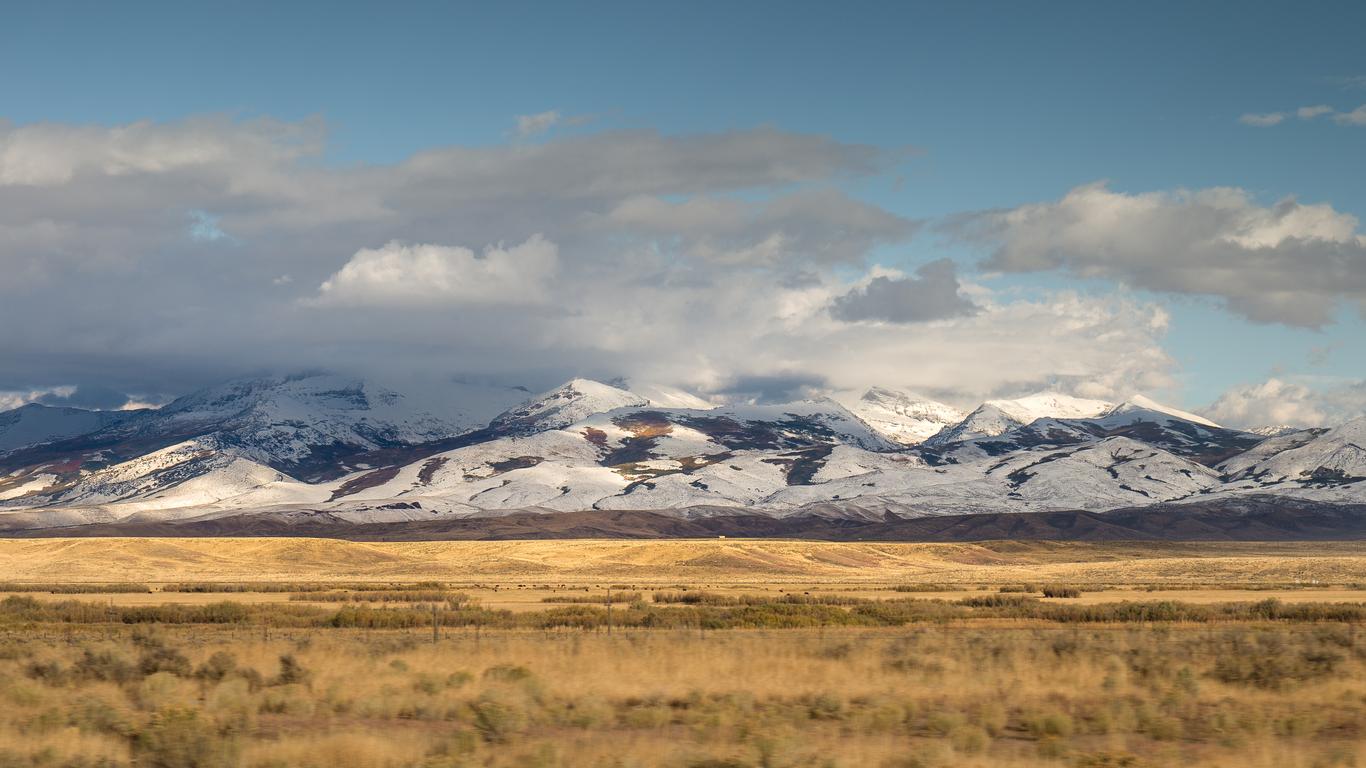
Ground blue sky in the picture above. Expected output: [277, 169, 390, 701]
[1, 1, 1364, 423]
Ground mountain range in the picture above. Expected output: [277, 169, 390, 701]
[0, 372, 1362, 538]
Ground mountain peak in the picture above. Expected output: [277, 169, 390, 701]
[838, 387, 963, 445]
[929, 391, 1113, 445]
[986, 392, 1113, 423]
[1107, 394, 1221, 428]
[491, 378, 648, 434]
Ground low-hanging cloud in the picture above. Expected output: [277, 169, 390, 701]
[830, 259, 978, 323]
[950, 182, 1366, 327]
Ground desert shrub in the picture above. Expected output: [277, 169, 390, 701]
[134, 708, 237, 768]
[1210, 643, 1344, 689]
[74, 648, 140, 684]
[24, 659, 68, 685]
[958, 595, 1036, 608]
[1042, 586, 1082, 598]
[138, 646, 192, 678]
[193, 652, 237, 683]
[271, 654, 310, 687]
[68, 692, 135, 737]
[470, 692, 528, 743]
[1026, 710, 1075, 739]
[950, 724, 990, 753]
[0, 582, 150, 594]
[483, 664, 533, 683]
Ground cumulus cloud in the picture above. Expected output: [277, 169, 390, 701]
[1204, 377, 1366, 429]
[1298, 105, 1334, 120]
[950, 182, 1366, 327]
[830, 259, 977, 323]
[313, 236, 558, 307]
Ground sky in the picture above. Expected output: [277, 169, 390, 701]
[1, 0, 1364, 427]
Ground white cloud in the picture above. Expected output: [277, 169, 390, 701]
[1239, 104, 1366, 127]
[312, 235, 558, 307]
[1239, 112, 1285, 126]
[1334, 105, 1366, 126]
[1204, 377, 1366, 429]
[951, 182, 1366, 327]
[515, 110, 562, 137]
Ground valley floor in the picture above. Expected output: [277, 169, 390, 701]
[0, 537, 1362, 585]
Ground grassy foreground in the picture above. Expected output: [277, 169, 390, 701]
[0, 593, 1363, 767]
[0, 538, 1362, 767]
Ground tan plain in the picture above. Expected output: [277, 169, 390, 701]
[0, 537, 1362, 586]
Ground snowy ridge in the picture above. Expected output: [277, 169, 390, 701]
[0, 376, 1362, 529]
[928, 392, 1112, 445]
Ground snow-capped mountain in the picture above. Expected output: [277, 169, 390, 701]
[38, 437, 327, 512]
[0, 375, 1362, 532]
[0, 373, 531, 485]
[928, 392, 1112, 444]
[1221, 418, 1366, 488]
[1095, 394, 1221, 429]
[838, 387, 964, 445]
[139, 373, 518, 472]
[0, 404, 140, 455]
[490, 379, 649, 435]
[924, 394, 1260, 466]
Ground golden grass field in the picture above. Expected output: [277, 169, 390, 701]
[0, 536, 1363, 768]
[0, 537, 1362, 585]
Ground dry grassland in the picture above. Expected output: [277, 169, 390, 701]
[0, 538, 1361, 585]
[0, 537, 1362, 767]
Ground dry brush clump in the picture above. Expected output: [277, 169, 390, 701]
[0, 582, 152, 594]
